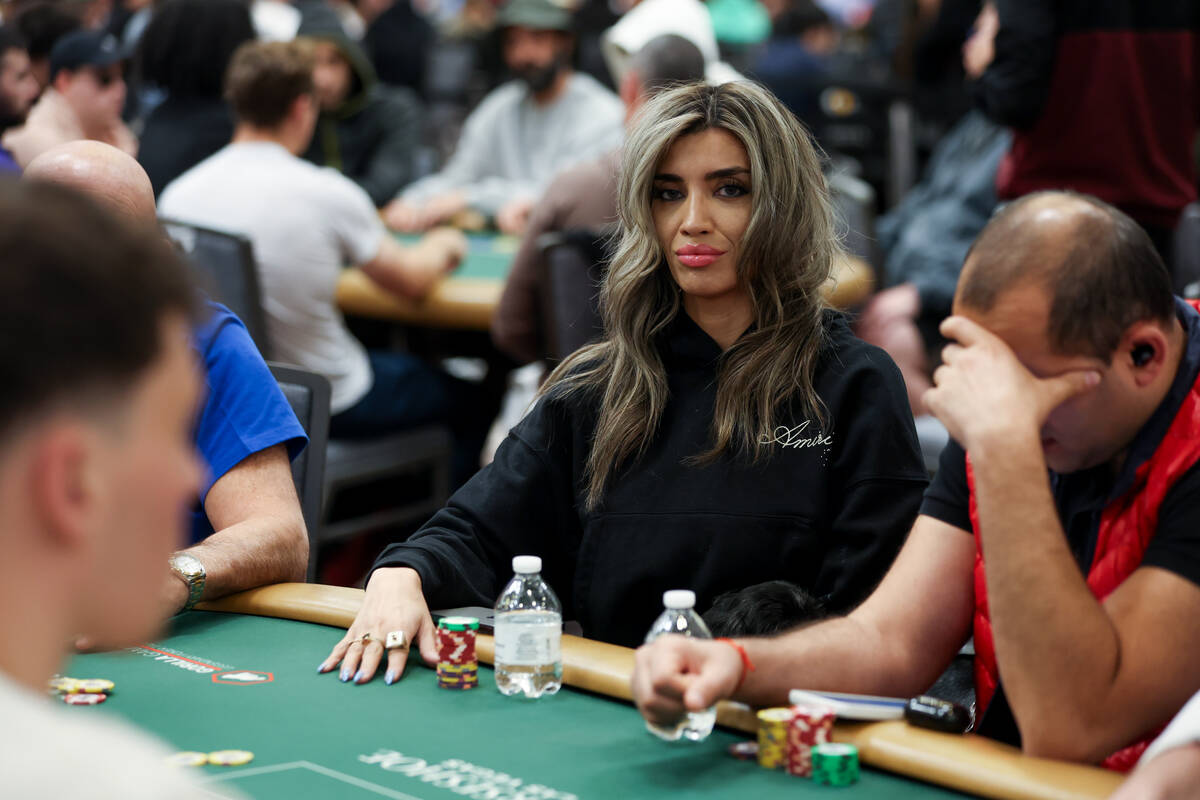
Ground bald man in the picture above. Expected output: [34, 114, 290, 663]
[633, 191, 1200, 771]
[25, 141, 310, 628]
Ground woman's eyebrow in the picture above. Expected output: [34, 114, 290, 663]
[705, 167, 750, 180]
[652, 167, 750, 182]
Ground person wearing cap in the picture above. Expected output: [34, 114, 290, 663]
[298, 4, 423, 206]
[1, 28, 135, 167]
[383, 0, 624, 235]
[0, 26, 39, 173]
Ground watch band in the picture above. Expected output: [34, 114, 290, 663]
[168, 553, 206, 612]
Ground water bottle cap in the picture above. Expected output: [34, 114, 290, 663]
[512, 555, 542, 574]
[663, 590, 696, 609]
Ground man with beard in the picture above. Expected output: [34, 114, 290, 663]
[0, 26, 39, 173]
[383, 0, 623, 235]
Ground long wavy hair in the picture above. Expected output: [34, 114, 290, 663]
[544, 81, 841, 509]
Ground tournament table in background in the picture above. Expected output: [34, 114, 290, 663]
[337, 233, 518, 331]
[66, 585, 1122, 800]
[334, 233, 877, 333]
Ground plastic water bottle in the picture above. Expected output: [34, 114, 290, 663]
[494, 556, 563, 698]
[644, 590, 717, 742]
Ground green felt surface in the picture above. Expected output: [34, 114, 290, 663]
[67, 612, 973, 799]
[393, 233, 515, 281]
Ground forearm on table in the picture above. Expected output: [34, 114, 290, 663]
[362, 237, 438, 299]
[183, 511, 308, 602]
[733, 613, 924, 708]
[971, 433, 1122, 756]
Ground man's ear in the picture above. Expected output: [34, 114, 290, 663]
[291, 92, 309, 119]
[51, 69, 72, 95]
[618, 69, 641, 111]
[29, 423, 98, 550]
[1119, 321, 1170, 387]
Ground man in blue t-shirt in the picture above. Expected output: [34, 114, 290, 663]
[25, 140, 310, 625]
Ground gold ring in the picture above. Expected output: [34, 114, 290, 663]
[385, 630, 408, 650]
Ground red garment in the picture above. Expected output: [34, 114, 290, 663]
[968, 308, 1200, 770]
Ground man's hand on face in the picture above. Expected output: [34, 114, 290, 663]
[923, 315, 1100, 453]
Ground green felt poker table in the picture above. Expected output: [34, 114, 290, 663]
[65, 584, 1122, 800]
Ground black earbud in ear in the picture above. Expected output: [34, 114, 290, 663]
[1132, 344, 1154, 367]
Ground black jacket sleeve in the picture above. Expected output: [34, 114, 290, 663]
[370, 397, 584, 614]
[972, 0, 1058, 129]
[812, 340, 930, 613]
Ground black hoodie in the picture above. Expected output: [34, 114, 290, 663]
[298, 10, 422, 206]
[374, 311, 929, 647]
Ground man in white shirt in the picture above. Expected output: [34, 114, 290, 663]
[160, 40, 475, 463]
[0, 179, 226, 798]
[382, 0, 624, 235]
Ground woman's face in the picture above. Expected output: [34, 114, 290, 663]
[651, 127, 753, 316]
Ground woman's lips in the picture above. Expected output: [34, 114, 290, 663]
[676, 244, 725, 268]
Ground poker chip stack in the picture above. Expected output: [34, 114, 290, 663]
[756, 707, 793, 769]
[48, 675, 114, 706]
[811, 743, 860, 786]
[786, 703, 836, 778]
[436, 616, 479, 690]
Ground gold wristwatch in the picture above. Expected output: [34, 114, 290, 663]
[168, 553, 206, 612]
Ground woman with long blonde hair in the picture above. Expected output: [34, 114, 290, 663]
[321, 82, 927, 685]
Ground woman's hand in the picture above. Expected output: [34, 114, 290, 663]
[317, 567, 440, 685]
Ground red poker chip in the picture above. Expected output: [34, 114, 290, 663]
[63, 692, 107, 705]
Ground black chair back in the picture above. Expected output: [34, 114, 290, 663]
[267, 363, 331, 582]
[163, 219, 271, 358]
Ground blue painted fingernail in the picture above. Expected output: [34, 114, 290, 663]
[354, 670, 366, 683]
[317, 662, 328, 673]
[385, 670, 396, 685]
[340, 668, 351, 682]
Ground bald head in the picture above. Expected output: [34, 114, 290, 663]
[24, 141, 157, 225]
[957, 190, 1173, 360]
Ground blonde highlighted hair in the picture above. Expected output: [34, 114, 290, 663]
[544, 81, 841, 509]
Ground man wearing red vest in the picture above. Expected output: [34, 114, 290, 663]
[631, 191, 1200, 769]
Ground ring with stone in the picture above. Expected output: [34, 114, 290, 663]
[385, 630, 409, 650]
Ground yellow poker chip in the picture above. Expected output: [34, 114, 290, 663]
[166, 751, 209, 767]
[76, 679, 115, 694]
[48, 676, 80, 694]
[208, 750, 254, 766]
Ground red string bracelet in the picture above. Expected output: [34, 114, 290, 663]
[715, 637, 756, 692]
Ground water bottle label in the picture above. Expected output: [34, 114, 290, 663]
[494, 622, 561, 666]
